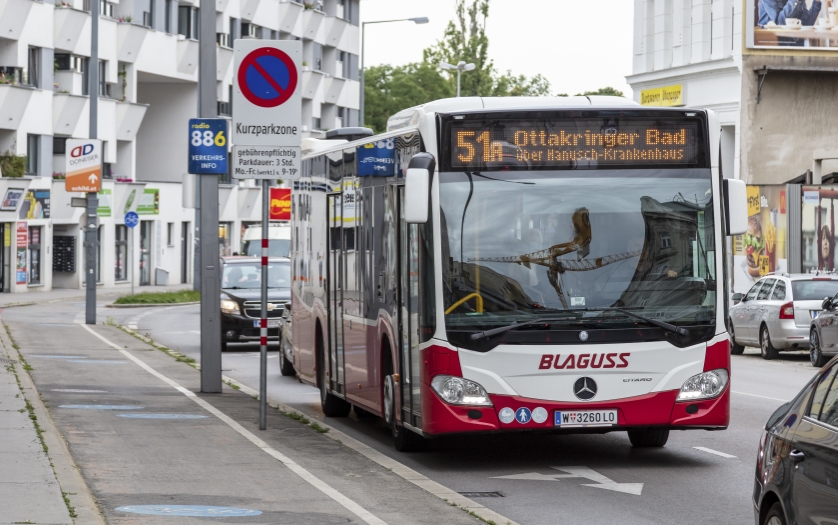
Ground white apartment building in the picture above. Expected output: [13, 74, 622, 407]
[626, 0, 838, 186]
[0, 0, 360, 294]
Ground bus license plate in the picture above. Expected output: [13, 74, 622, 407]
[555, 409, 617, 427]
[253, 319, 281, 328]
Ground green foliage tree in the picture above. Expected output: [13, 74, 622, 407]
[363, 62, 454, 133]
[576, 87, 625, 97]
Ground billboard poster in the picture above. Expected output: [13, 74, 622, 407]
[97, 188, 112, 217]
[733, 185, 788, 293]
[18, 190, 50, 220]
[801, 185, 838, 272]
[747, 0, 838, 50]
[137, 188, 159, 215]
[269, 188, 291, 221]
[1, 188, 24, 211]
[15, 222, 27, 285]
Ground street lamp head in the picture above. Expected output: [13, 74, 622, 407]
[439, 62, 456, 71]
[463, 63, 476, 72]
[457, 61, 466, 68]
[410, 17, 430, 24]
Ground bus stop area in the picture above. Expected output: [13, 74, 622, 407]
[0, 301, 491, 525]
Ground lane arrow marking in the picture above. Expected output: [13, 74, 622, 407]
[491, 466, 643, 496]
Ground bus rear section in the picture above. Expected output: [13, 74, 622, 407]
[291, 98, 746, 451]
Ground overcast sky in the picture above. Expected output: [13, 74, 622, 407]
[359, 0, 634, 99]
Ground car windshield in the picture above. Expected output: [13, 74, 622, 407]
[792, 280, 838, 301]
[222, 261, 290, 289]
[242, 239, 290, 257]
[438, 169, 716, 331]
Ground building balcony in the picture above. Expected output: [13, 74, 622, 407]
[53, 93, 87, 136]
[322, 75, 345, 105]
[279, 1, 303, 34]
[115, 101, 148, 142]
[0, 0, 35, 41]
[216, 0, 231, 15]
[54, 70, 84, 96]
[117, 22, 150, 63]
[241, 0, 261, 23]
[217, 45, 234, 82]
[337, 78, 359, 110]
[324, 16, 347, 48]
[177, 37, 199, 75]
[301, 69, 324, 100]
[302, 7, 325, 43]
[0, 84, 34, 131]
[54, 5, 89, 54]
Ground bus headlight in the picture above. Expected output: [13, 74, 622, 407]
[677, 369, 729, 401]
[431, 375, 493, 406]
[220, 298, 240, 315]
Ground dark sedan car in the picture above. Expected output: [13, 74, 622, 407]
[753, 355, 838, 525]
[220, 256, 290, 351]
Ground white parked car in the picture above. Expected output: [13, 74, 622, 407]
[729, 274, 838, 359]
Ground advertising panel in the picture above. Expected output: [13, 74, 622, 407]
[18, 190, 50, 220]
[98, 188, 112, 217]
[747, 0, 838, 51]
[15, 222, 26, 285]
[357, 140, 396, 176]
[1, 188, 24, 211]
[733, 185, 788, 292]
[269, 188, 291, 221]
[137, 188, 159, 215]
[800, 185, 838, 272]
[65, 139, 102, 192]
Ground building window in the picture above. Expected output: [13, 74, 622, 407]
[312, 117, 321, 131]
[312, 43, 322, 71]
[660, 232, 672, 249]
[336, 0, 345, 19]
[115, 225, 128, 281]
[178, 6, 198, 39]
[55, 54, 84, 73]
[229, 17, 238, 41]
[81, 58, 90, 96]
[165, 0, 173, 32]
[219, 222, 232, 256]
[25, 47, 39, 88]
[28, 226, 41, 285]
[26, 135, 38, 175]
[53, 137, 66, 155]
[167, 223, 174, 246]
[99, 60, 110, 97]
[103, 162, 112, 180]
[335, 107, 344, 129]
[100, 0, 113, 17]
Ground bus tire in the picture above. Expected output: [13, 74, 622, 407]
[384, 373, 426, 452]
[627, 428, 669, 447]
[317, 329, 350, 417]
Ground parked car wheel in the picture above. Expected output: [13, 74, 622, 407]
[760, 325, 779, 360]
[810, 330, 828, 368]
[729, 322, 745, 355]
[762, 502, 786, 525]
[279, 343, 295, 377]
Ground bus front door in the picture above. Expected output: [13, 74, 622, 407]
[397, 186, 423, 431]
[326, 193, 345, 396]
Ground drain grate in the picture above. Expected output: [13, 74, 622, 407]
[0, 357, 17, 365]
[458, 492, 504, 498]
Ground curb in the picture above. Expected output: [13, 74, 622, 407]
[0, 323, 107, 524]
[106, 301, 200, 308]
[117, 323, 517, 525]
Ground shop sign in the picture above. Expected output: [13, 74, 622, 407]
[65, 139, 102, 193]
[0, 188, 24, 211]
[137, 189, 159, 215]
[19, 190, 50, 220]
[98, 188, 112, 217]
[640, 84, 684, 107]
[15, 222, 26, 285]
[269, 188, 291, 221]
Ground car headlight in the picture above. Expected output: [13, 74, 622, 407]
[430, 375, 493, 406]
[220, 298, 240, 315]
[677, 368, 729, 401]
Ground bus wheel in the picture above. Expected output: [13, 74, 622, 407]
[627, 428, 669, 447]
[317, 336, 350, 417]
[383, 374, 425, 452]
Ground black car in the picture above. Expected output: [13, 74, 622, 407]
[753, 355, 838, 525]
[219, 256, 290, 351]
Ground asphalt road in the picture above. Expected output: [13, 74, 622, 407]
[31, 301, 821, 525]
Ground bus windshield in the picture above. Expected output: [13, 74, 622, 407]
[439, 169, 716, 332]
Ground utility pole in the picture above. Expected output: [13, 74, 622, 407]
[198, 0, 221, 393]
[85, 0, 99, 325]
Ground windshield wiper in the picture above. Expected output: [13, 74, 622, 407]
[570, 307, 689, 336]
[470, 316, 579, 341]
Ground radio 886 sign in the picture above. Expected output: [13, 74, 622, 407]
[188, 119, 228, 175]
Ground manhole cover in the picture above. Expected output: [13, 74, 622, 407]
[117, 414, 209, 419]
[59, 405, 144, 410]
[116, 505, 262, 517]
[458, 492, 504, 498]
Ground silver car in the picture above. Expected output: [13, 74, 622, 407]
[729, 274, 838, 359]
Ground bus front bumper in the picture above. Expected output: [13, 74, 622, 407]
[420, 386, 730, 436]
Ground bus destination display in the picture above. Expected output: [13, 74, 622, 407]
[449, 119, 700, 169]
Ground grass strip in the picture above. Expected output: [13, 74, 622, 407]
[113, 290, 200, 305]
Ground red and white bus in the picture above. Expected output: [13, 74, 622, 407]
[289, 97, 747, 451]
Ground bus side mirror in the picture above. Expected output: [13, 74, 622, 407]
[404, 153, 436, 225]
[723, 179, 748, 236]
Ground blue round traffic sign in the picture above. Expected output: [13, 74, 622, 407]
[125, 211, 139, 228]
[238, 47, 298, 108]
[515, 407, 532, 424]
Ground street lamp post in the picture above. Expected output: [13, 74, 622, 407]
[360, 16, 429, 127]
[440, 61, 476, 97]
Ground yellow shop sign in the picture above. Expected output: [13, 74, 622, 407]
[640, 84, 684, 107]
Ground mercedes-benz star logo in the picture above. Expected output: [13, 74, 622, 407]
[579, 331, 589, 341]
[573, 377, 597, 401]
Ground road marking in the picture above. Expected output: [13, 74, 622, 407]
[693, 447, 737, 459]
[732, 390, 788, 403]
[492, 466, 643, 496]
[78, 323, 386, 525]
[127, 305, 186, 331]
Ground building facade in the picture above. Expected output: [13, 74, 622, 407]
[626, 0, 838, 185]
[0, 0, 360, 294]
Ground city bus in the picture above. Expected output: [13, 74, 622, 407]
[289, 97, 748, 451]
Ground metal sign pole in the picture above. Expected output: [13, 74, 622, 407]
[259, 181, 269, 430]
[131, 226, 134, 297]
[86, 0, 99, 325]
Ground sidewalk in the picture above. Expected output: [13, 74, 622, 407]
[3, 306, 486, 524]
[0, 284, 193, 308]
[0, 332, 74, 524]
